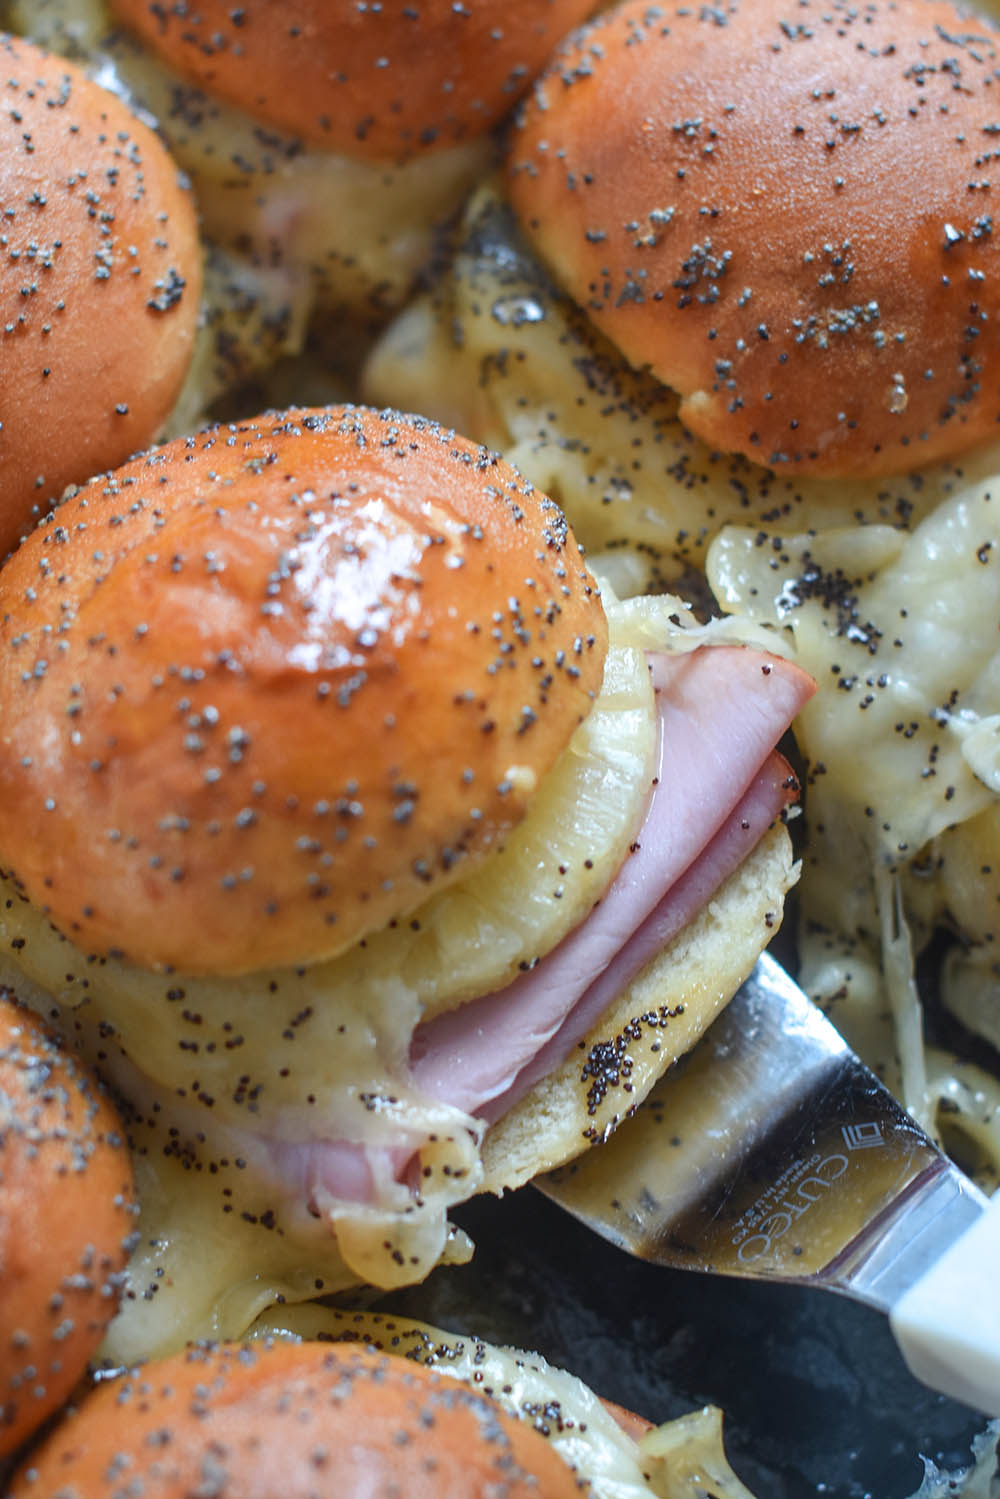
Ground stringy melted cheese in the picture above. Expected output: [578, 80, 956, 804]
[707, 481, 1000, 1179]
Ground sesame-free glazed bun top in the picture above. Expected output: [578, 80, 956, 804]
[0, 406, 606, 976]
[0, 991, 136, 1460]
[108, 0, 600, 163]
[507, 0, 1000, 479]
[0, 35, 201, 558]
[8, 1339, 584, 1498]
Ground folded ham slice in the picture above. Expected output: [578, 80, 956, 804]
[278, 644, 815, 1210]
[448, 749, 797, 1124]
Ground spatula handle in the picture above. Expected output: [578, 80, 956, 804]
[889, 1191, 1000, 1417]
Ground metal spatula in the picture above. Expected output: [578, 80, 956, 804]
[536, 952, 1000, 1416]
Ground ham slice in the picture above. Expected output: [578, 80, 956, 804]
[278, 645, 815, 1211]
[467, 749, 797, 1123]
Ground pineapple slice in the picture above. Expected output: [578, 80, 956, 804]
[388, 632, 657, 1021]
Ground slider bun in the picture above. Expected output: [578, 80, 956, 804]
[8, 1339, 584, 1497]
[0, 406, 606, 975]
[0, 34, 201, 558]
[0, 991, 136, 1460]
[108, 0, 600, 163]
[507, 0, 1000, 478]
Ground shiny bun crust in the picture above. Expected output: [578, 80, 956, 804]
[9, 1339, 583, 1497]
[0, 34, 201, 558]
[0, 992, 136, 1460]
[507, 0, 1000, 479]
[108, 0, 599, 163]
[0, 406, 606, 976]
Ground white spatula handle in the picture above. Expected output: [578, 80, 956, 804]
[890, 1191, 1000, 1417]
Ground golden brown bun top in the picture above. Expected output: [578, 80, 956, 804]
[507, 0, 1000, 478]
[0, 992, 136, 1460]
[9, 1339, 585, 1497]
[0, 406, 606, 976]
[108, 0, 599, 163]
[0, 34, 201, 557]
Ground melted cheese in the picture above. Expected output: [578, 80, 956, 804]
[906, 1422, 1000, 1499]
[707, 482, 1000, 1179]
[362, 184, 1000, 593]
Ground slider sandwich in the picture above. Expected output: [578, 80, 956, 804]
[7, 1340, 592, 1499]
[9, 0, 604, 377]
[6, 1326, 758, 1499]
[107, 0, 600, 166]
[505, 0, 1000, 478]
[364, 0, 1000, 578]
[0, 404, 813, 1363]
[0, 32, 201, 560]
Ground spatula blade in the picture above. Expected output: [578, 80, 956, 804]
[536, 953, 986, 1306]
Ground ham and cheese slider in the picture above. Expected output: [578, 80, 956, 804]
[0, 404, 813, 1362]
[6, 1324, 757, 1499]
[0, 991, 136, 1463]
[506, 0, 1000, 479]
[8, 0, 602, 377]
[0, 33, 201, 561]
[364, 0, 1000, 580]
[7, 1340, 584, 1498]
[108, 0, 601, 165]
[8, 1330, 748, 1499]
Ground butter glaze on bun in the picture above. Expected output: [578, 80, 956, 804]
[108, 0, 600, 163]
[8, 1339, 583, 1497]
[507, 0, 1000, 478]
[0, 34, 201, 557]
[0, 991, 136, 1460]
[0, 406, 606, 975]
